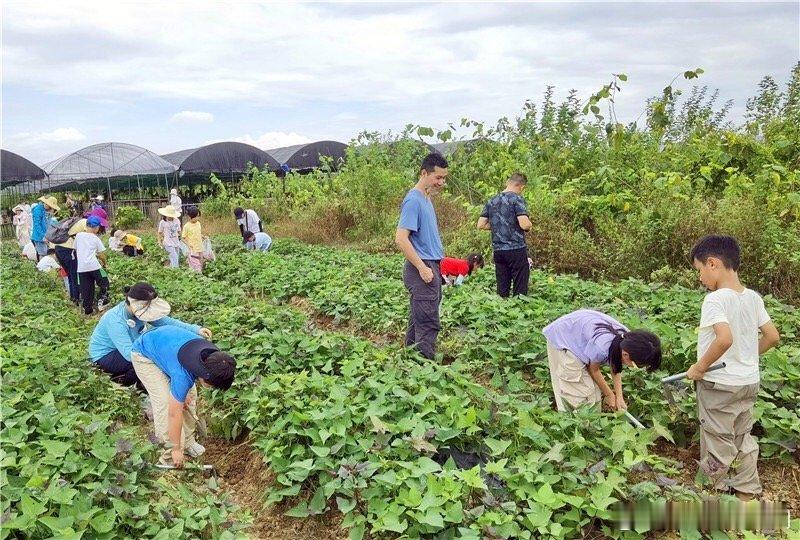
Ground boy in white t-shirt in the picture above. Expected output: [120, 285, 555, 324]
[686, 235, 780, 500]
[75, 215, 110, 315]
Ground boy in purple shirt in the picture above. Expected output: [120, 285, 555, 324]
[542, 309, 662, 412]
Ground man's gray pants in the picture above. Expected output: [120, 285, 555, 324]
[403, 260, 441, 360]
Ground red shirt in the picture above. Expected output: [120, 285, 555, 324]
[440, 257, 470, 277]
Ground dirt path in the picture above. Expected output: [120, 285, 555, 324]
[652, 441, 800, 514]
[203, 438, 346, 539]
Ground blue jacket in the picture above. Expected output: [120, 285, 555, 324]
[31, 202, 49, 242]
[88, 301, 201, 362]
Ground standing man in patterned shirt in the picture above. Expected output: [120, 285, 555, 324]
[477, 172, 533, 297]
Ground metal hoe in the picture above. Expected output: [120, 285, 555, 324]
[624, 363, 727, 429]
[661, 362, 726, 408]
[624, 411, 646, 430]
[155, 463, 214, 472]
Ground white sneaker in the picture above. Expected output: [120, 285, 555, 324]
[186, 441, 206, 458]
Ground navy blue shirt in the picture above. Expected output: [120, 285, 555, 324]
[398, 188, 444, 261]
[481, 191, 529, 251]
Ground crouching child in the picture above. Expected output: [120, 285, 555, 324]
[131, 326, 236, 467]
[244, 231, 272, 252]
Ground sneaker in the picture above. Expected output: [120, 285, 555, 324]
[98, 299, 110, 312]
[185, 441, 206, 458]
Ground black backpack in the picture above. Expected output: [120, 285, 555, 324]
[45, 216, 82, 245]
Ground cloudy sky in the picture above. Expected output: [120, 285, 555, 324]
[2, 2, 797, 164]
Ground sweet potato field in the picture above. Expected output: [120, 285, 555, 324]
[2, 236, 798, 539]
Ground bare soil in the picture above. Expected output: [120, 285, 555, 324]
[203, 437, 346, 540]
[650, 440, 800, 514]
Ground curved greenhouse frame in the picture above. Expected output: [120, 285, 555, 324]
[42, 142, 176, 189]
[162, 141, 280, 173]
[267, 140, 348, 172]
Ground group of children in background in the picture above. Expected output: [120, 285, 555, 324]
[13, 194, 222, 316]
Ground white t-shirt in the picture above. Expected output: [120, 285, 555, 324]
[697, 288, 771, 386]
[158, 219, 181, 247]
[36, 255, 61, 272]
[237, 209, 261, 235]
[170, 194, 183, 214]
[74, 231, 106, 272]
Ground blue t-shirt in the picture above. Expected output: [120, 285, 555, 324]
[398, 188, 444, 261]
[88, 302, 201, 362]
[132, 326, 200, 401]
[481, 191, 529, 251]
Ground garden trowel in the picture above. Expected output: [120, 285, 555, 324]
[661, 362, 726, 408]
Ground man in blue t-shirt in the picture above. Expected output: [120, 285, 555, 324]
[132, 326, 236, 467]
[395, 153, 448, 360]
[477, 172, 533, 297]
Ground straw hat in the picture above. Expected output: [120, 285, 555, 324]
[113, 229, 127, 240]
[38, 196, 60, 211]
[158, 206, 181, 218]
[125, 283, 171, 322]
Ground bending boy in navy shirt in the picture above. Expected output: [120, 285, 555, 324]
[132, 326, 236, 467]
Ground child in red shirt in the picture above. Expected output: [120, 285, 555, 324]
[440, 253, 484, 285]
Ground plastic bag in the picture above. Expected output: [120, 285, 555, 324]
[202, 237, 215, 261]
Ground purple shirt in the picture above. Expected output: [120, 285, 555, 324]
[542, 309, 629, 365]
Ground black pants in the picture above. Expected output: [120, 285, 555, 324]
[79, 269, 109, 315]
[94, 350, 143, 391]
[54, 246, 79, 303]
[403, 260, 442, 360]
[493, 247, 530, 297]
[122, 245, 144, 257]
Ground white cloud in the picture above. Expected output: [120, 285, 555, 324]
[35, 127, 86, 142]
[207, 132, 313, 151]
[170, 110, 214, 123]
[3, 128, 87, 163]
[1, 2, 797, 152]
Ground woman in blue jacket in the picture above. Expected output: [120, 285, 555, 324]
[88, 282, 211, 388]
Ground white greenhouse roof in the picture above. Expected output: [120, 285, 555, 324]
[42, 142, 176, 188]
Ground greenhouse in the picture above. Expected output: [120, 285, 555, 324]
[1, 149, 48, 199]
[267, 140, 348, 172]
[1, 149, 47, 186]
[41, 142, 176, 192]
[31, 142, 177, 220]
[161, 141, 280, 176]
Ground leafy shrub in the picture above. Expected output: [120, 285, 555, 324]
[114, 205, 146, 229]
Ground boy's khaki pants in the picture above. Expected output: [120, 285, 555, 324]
[132, 351, 198, 463]
[696, 379, 761, 494]
[547, 344, 601, 412]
